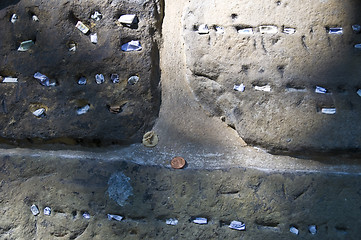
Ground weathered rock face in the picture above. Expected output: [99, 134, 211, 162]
[0, 0, 161, 146]
[2, 155, 361, 239]
[182, 0, 361, 153]
[1, 0, 361, 154]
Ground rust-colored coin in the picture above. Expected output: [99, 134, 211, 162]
[171, 157, 186, 169]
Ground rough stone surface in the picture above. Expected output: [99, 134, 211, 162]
[2, 0, 361, 154]
[182, 0, 361, 153]
[1, 0, 361, 239]
[1, 155, 361, 239]
[0, 0, 161, 146]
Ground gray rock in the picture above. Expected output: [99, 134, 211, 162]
[107, 172, 133, 207]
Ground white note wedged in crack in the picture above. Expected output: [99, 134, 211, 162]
[321, 108, 336, 115]
[259, 26, 278, 34]
[166, 218, 178, 226]
[229, 221, 246, 231]
[193, 217, 207, 224]
[198, 24, 209, 34]
[290, 226, 299, 235]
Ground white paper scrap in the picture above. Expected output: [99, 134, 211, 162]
[352, 24, 361, 33]
[238, 28, 253, 34]
[290, 226, 299, 235]
[91, 11, 102, 21]
[193, 217, 207, 224]
[357, 89, 361, 97]
[315, 86, 327, 94]
[229, 221, 246, 231]
[44, 207, 51, 216]
[254, 85, 271, 92]
[166, 218, 178, 226]
[283, 28, 296, 34]
[308, 225, 317, 235]
[10, 14, 18, 24]
[77, 105, 90, 115]
[31, 204, 40, 216]
[328, 27, 343, 34]
[90, 33, 98, 44]
[198, 24, 209, 34]
[321, 108, 336, 115]
[18, 40, 35, 52]
[215, 26, 224, 34]
[32, 15, 39, 22]
[233, 84, 245, 92]
[3, 77, 18, 83]
[75, 21, 89, 34]
[121, 40, 142, 52]
[33, 108, 45, 117]
[118, 14, 136, 25]
[107, 214, 123, 221]
[259, 26, 278, 34]
[95, 74, 104, 84]
[286, 87, 307, 92]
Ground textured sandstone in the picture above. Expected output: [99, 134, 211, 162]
[0, 0, 161, 146]
[182, 0, 361, 153]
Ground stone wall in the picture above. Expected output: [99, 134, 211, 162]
[0, 0, 162, 146]
[182, 0, 361, 153]
[1, 0, 361, 154]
